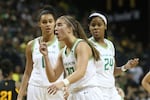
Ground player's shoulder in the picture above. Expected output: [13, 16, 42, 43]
[74, 39, 89, 51]
[104, 38, 112, 43]
[27, 37, 39, 45]
[104, 38, 114, 45]
[88, 36, 94, 41]
[26, 37, 40, 50]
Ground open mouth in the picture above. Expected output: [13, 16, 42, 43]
[54, 32, 58, 35]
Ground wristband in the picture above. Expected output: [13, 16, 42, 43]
[62, 79, 70, 87]
[121, 65, 127, 72]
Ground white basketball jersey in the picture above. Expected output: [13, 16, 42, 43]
[89, 37, 115, 88]
[29, 36, 63, 87]
[62, 39, 99, 92]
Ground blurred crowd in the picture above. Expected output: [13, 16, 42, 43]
[0, 0, 150, 100]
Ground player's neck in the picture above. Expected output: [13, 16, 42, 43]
[41, 35, 55, 43]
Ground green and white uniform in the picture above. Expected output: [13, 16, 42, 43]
[62, 39, 103, 100]
[89, 37, 121, 100]
[28, 36, 64, 100]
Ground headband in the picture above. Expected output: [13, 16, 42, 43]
[89, 12, 107, 25]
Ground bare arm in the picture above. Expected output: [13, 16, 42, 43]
[65, 42, 91, 84]
[39, 42, 64, 82]
[114, 58, 139, 76]
[46, 41, 92, 94]
[142, 72, 150, 93]
[17, 41, 33, 100]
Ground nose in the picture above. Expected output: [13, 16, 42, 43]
[54, 25, 58, 30]
[47, 22, 51, 26]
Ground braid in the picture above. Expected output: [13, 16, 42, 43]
[86, 41, 100, 61]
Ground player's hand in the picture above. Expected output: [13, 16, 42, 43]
[47, 81, 64, 95]
[124, 58, 139, 69]
[39, 42, 48, 56]
[17, 96, 23, 100]
[63, 87, 69, 100]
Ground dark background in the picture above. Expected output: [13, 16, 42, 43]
[64, 0, 149, 46]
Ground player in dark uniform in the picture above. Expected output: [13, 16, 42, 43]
[0, 59, 19, 100]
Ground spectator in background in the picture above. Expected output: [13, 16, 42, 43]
[127, 65, 143, 85]
[12, 65, 23, 83]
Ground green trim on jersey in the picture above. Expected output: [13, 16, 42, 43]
[42, 56, 45, 68]
[47, 36, 57, 46]
[58, 42, 61, 50]
[71, 39, 80, 56]
[63, 39, 79, 57]
[65, 39, 93, 60]
[31, 39, 36, 53]
[90, 37, 108, 48]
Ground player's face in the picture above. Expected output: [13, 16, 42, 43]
[89, 17, 106, 39]
[55, 18, 72, 41]
[38, 14, 55, 35]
